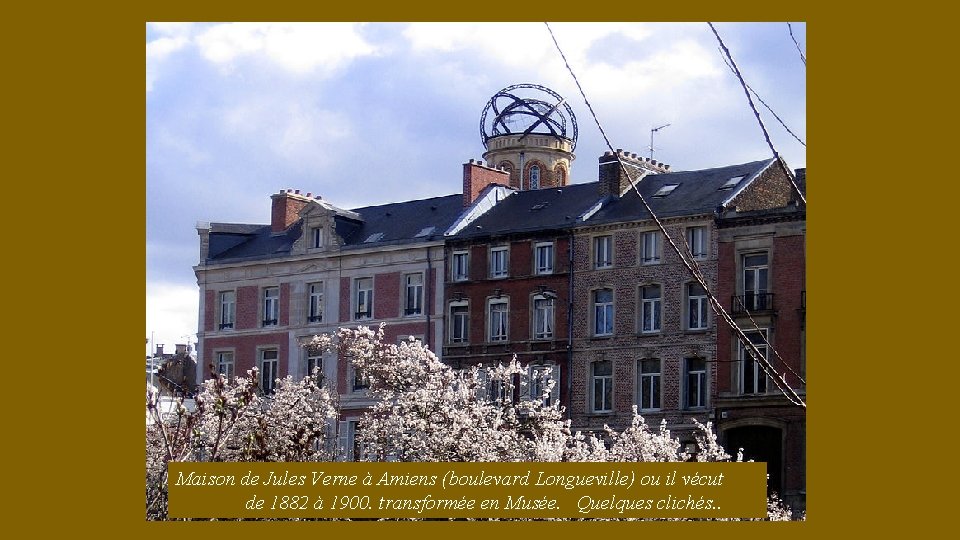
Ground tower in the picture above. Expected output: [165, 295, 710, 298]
[479, 84, 578, 190]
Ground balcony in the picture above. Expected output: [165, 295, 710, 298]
[732, 293, 775, 315]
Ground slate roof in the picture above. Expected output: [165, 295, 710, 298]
[451, 182, 603, 240]
[205, 194, 464, 263]
[586, 159, 774, 225]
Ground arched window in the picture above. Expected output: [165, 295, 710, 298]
[529, 165, 540, 189]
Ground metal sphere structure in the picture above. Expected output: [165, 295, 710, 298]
[480, 83, 578, 151]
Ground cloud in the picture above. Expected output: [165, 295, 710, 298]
[146, 35, 189, 91]
[146, 282, 200, 353]
[194, 22, 379, 75]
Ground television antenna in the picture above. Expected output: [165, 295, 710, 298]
[649, 123, 671, 160]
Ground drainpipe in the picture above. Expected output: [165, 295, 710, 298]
[426, 245, 432, 351]
[566, 231, 574, 420]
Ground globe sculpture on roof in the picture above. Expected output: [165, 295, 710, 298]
[479, 84, 578, 190]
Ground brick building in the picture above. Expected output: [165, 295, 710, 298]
[194, 189, 468, 458]
[714, 165, 806, 510]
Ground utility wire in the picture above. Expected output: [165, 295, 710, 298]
[545, 22, 805, 408]
[708, 22, 806, 207]
[719, 50, 806, 148]
[788, 23, 807, 66]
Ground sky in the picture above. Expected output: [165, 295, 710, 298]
[146, 22, 806, 356]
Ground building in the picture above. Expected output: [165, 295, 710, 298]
[714, 164, 806, 510]
[194, 189, 467, 458]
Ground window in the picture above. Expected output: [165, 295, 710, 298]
[594, 236, 612, 268]
[529, 165, 541, 189]
[740, 330, 770, 395]
[534, 242, 554, 275]
[219, 291, 235, 330]
[355, 278, 373, 320]
[262, 287, 279, 326]
[687, 283, 708, 330]
[259, 349, 279, 394]
[652, 183, 680, 197]
[489, 299, 508, 342]
[527, 364, 560, 406]
[337, 420, 370, 462]
[641, 231, 661, 264]
[743, 253, 770, 311]
[687, 226, 707, 260]
[555, 167, 566, 185]
[352, 365, 369, 392]
[490, 246, 508, 278]
[452, 251, 469, 281]
[685, 357, 707, 409]
[450, 303, 469, 343]
[306, 351, 323, 383]
[533, 296, 554, 339]
[638, 359, 661, 411]
[404, 273, 423, 316]
[640, 285, 662, 333]
[311, 227, 323, 249]
[307, 282, 323, 323]
[591, 360, 613, 413]
[593, 288, 614, 336]
[216, 351, 234, 381]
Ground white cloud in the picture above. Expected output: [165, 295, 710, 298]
[195, 22, 379, 75]
[146, 282, 199, 354]
[146, 35, 189, 91]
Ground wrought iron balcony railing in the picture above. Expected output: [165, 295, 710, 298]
[732, 293, 775, 315]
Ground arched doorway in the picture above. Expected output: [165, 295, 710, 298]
[724, 425, 783, 496]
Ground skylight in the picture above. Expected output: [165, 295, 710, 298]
[414, 226, 436, 238]
[720, 175, 746, 190]
[531, 203, 549, 211]
[364, 232, 385, 243]
[652, 184, 680, 197]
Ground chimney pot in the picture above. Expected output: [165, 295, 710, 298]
[287, 189, 293, 193]
[294, 189, 300, 194]
[630, 153, 637, 159]
[469, 159, 475, 164]
[664, 164, 671, 171]
[306, 192, 312, 198]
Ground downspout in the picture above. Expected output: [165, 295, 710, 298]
[566, 231, 575, 420]
[425, 245, 432, 351]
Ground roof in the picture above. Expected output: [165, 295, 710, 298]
[586, 159, 774, 225]
[451, 182, 602, 240]
[205, 194, 465, 263]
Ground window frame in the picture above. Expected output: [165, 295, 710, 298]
[534, 242, 555, 275]
[216, 351, 235, 381]
[742, 252, 770, 311]
[259, 348, 279, 395]
[532, 295, 555, 340]
[355, 277, 373, 320]
[529, 165, 541, 189]
[686, 226, 707, 260]
[638, 358, 661, 412]
[307, 282, 323, 323]
[526, 363, 560, 406]
[739, 329, 770, 395]
[262, 286, 279, 327]
[591, 360, 614, 413]
[489, 246, 509, 279]
[684, 357, 707, 409]
[306, 350, 323, 383]
[488, 298, 509, 342]
[640, 284, 662, 334]
[594, 235, 613, 269]
[449, 301, 469, 343]
[593, 288, 614, 337]
[687, 282, 709, 331]
[218, 290, 236, 330]
[641, 230, 661, 264]
[311, 226, 323, 249]
[403, 273, 424, 316]
[452, 250, 470, 282]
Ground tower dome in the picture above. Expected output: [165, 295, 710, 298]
[479, 84, 578, 190]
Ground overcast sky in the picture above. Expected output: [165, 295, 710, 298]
[146, 21, 806, 355]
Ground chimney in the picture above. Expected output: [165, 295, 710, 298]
[175, 343, 187, 355]
[156, 344, 164, 357]
[463, 159, 510, 207]
[598, 150, 671, 197]
[270, 189, 310, 233]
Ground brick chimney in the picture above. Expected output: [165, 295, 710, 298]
[463, 159, 511, 207]
[598, 150, 671, 198]
[270, 189, 310, 233]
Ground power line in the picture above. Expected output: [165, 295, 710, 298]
[545, 22, 805, 408]
[718, 49, 806, 148]
[708, 22, 806, 207]
[787, 23, 807, 66]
